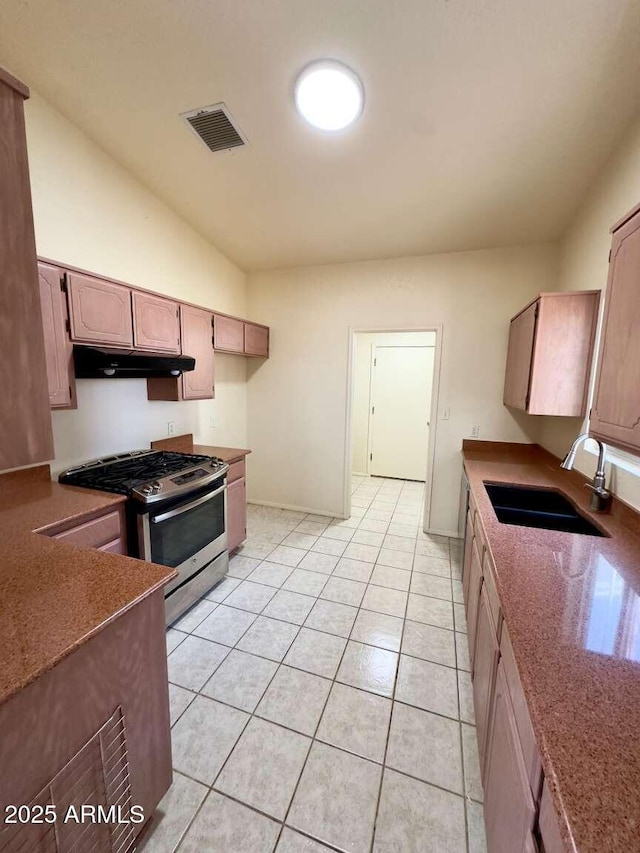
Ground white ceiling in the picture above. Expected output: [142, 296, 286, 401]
[2, 0, 640, 271]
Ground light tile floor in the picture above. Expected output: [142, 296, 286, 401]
[140, 475, 487, 853]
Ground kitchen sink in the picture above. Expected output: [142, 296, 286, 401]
[483, 482, 606, 537]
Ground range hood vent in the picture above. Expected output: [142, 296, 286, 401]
[181, 103, 247, 153]
[73, 346, 195, 379]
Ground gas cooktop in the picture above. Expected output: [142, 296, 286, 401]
[59, 450, 227, 503]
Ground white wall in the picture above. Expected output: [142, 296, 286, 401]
[351, 331, 436, 475]
[246, 246, 557, 533]
[24, 92, 249, 470]
[537, 116, 640, 511]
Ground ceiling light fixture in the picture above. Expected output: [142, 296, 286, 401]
[294, 60, 364, 132]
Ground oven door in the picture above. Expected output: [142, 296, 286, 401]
[138, 478, 227, 595]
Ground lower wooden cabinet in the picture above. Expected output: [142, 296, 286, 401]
[462, 485, 556, 853]
[40, 505, 126, 554]
[466, 536, 483, 672]
[462, 512, 474, 604]
[483, 661, 537, 853]
[226, 459, 247, 553]
[473, 585, 500, 770]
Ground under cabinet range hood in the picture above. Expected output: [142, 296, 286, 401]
[73, 345, 195, 379]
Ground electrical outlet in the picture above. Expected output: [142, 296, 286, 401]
[167, 422, 176, 436]
[209, 415, 215, 429]
[471, 425, 480, 438]
[442, 407, 450, 421]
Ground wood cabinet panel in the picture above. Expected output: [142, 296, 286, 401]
[504, 293, 599, 417]
[214, 314, 245, 353]
[67, 273, 133, 346]
[503, 302, 538, 410]
[244, 322, 269, 357]
[473, 585, 500, 771]
[132, 291, 180, 353]
[0, 592, 171, 851]
[38, 262, 76, 409]
[0, 75, 54, 471]
[466, 537, 483, 672]
[180, 305, 215, 400]
[500, 625, 542, 795]
[47, 509, 123, 550]
[482, 551, 502, 638]
[538, 779, 564, 853]
[462, 513, 474, 606]
[590, 210, 640, 453]
[483, 661, 537, 853]
[227, 476, 247, 552]
[528, 292, 599, 416]
[227, 459, 246, 484]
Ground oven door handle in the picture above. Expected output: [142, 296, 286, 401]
[151, 484, 227, 523]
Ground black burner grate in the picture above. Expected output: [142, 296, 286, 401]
[60, 451, 216, 495]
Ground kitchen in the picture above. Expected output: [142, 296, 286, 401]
[1, 1, 640, 852]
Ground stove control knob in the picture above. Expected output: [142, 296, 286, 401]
[141, 486, 153, 495]
[152, 482, 162, 494]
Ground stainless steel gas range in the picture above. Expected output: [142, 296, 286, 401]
[59, 450, 229, 624]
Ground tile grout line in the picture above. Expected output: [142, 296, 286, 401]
[366, 482, 417, 853]
[165, 478, 475, 852]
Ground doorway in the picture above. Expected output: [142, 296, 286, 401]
[346, 329, 440, 528]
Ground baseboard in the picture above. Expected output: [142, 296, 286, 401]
[248, 499, 340, 519]
[351, 471, 369, 477]
[425, 527, 462, 539]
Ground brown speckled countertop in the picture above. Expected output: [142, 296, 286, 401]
[463, 442, 640, 853]
[192, 445, 250, 465]
[0, 468, 174, 707]
[151, 434, 251, 466]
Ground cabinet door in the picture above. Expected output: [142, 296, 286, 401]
[38, 263, 75, 408]
[473, 585, 500, 771]
[244, 322, 269, 357]
[528, 292, 599, 417]
[180, 305, 214, 400]
[590, 211, 640, 453]
[214, 314, 244, 353]
[466, 537, 483, 672]
[462, 513, 474, 605]
[503, 302, 538, 410]
[132, 291, 180, 353]
[227, 477, 247, 552]
[67, 273, 133, 346]
[538, 780, 564, 853]
[483, 662, 537, 853]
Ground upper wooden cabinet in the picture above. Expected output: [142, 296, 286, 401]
[503, 291, 599, 416]
[181, 305, 214, 399]
[67, 273, 134, 347]
[213, 314, 244, 354]
[590, 206, 640, 454]
[213, 314, 270, 358]
[38, 263, 76, 409]
[132, 291, 180, 353]
[147, 305, 214, 402]
[245, 322, 269, 357]
[0, 69, 54, 471]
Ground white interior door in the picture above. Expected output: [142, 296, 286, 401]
[368, 345, 435, 480]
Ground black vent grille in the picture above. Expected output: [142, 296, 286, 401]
[183, 104, 246, 153]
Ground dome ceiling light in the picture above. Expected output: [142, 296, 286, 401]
[294, 60, 364, 132]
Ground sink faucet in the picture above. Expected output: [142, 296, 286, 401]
[560, 433, 611, 512]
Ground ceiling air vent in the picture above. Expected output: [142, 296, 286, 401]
[181, 103, 247, 153]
